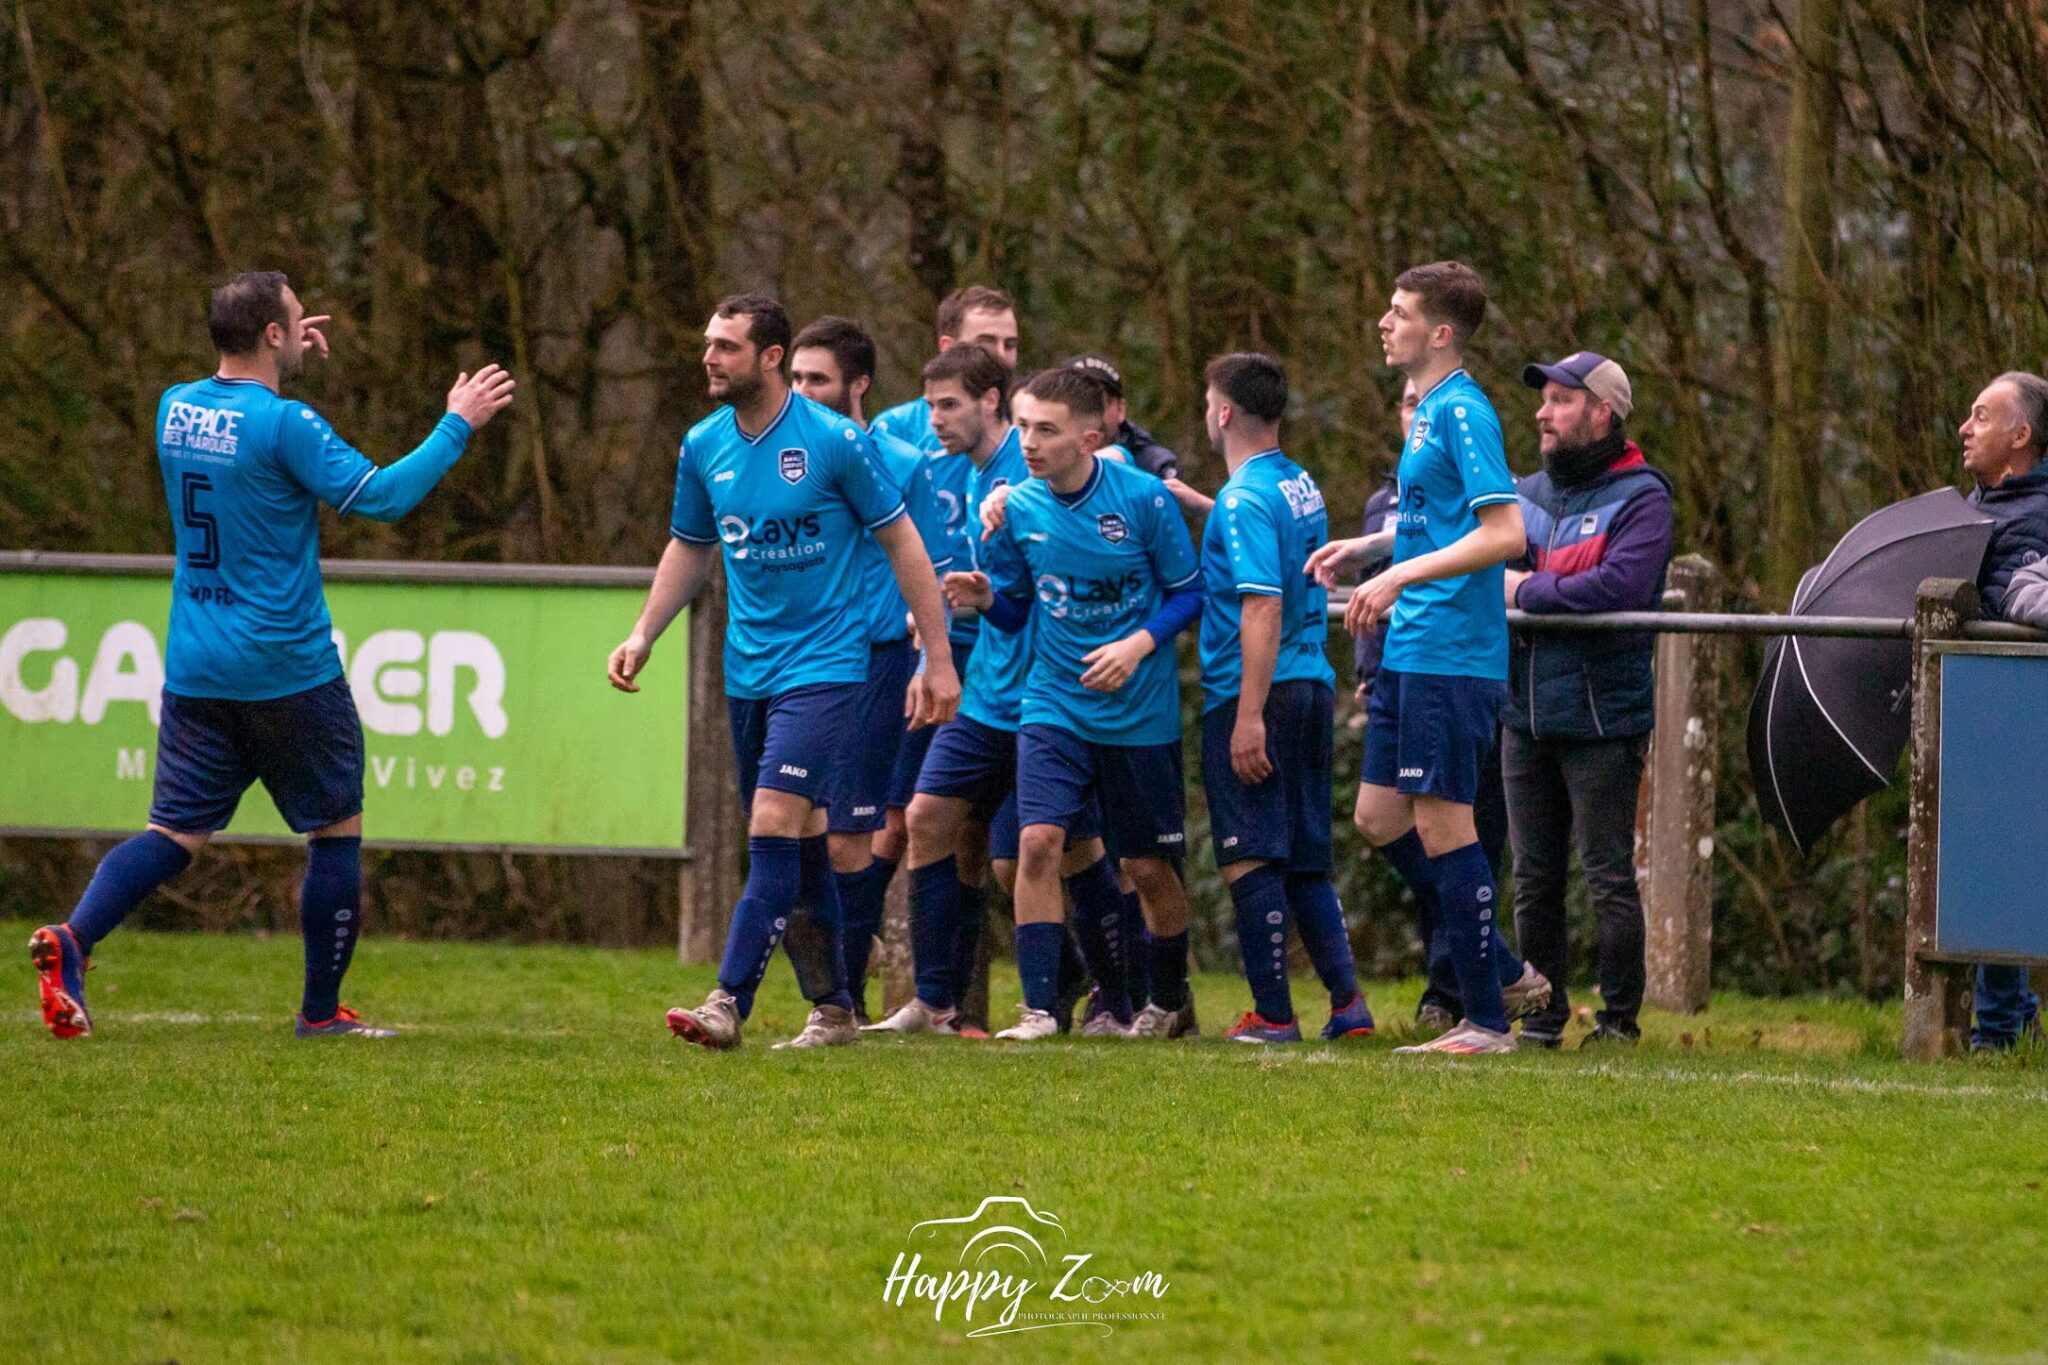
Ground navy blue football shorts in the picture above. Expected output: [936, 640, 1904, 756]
[824, 639, 916, 835]
[1360, 667, 1507, 806]
[1015, 723, 1185, 861]
[886, 638, 974, 810]
[149, 677, 365, 834]
[728, 682, 864, 815]
[1201, 679, 1334, 873]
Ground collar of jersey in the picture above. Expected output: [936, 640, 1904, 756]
[207, 375, 268, 388]
[1244, 447, 1284, 466]
[1414, 367, 1469, 406]
[733, 390, 794, 445]
[1050, 454, 1106, 508]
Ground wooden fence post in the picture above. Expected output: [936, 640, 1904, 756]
[678, 578, 744, 964]
[1902, 577, 1977, 1060]
[1639, 554, 1721, 1013]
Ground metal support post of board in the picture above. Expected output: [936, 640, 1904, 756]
[1640, 554, 1721, 1013]
[678, 573, 744, 964]
[1902, 578, 1977, 1060]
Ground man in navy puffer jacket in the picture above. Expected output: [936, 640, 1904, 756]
[1501, 352, 1674, 1047]
[1959, 370, 2048, 1049]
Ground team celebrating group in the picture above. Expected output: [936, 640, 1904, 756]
[29, 260, 1652, 1058]
[610, 262, 1574, 1056]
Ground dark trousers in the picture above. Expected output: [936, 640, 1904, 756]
[1417, 733, 1508, 1018]
[1502, 728, 1647, 1036]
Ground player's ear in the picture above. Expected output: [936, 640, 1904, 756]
[851, 373, 871, 406]
[759, 342, 785, 374]
[1079, 425, 1104, 456]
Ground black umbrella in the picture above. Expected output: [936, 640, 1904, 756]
[1748, 488, 1994, 851]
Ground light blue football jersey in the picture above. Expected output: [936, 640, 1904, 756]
[857, 427, 953, 643]
[1381, 369, 1519, 681]
[154, 375, 472, 700]
[955, 428, 1032, 731]
[1198, 449, 1336, 709]
[874, 395, 979, 644]
[985, 456, 1199, 746]
[669, 391, 906, 699]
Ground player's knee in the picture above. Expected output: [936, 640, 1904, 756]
[1412, 800, 1477, 857]
[1122, 856, 1183, 902]
[827, 831, 870, 875]
[991, 859, 1018, 895]
[750, 789, 812, 839]
[1015, 825, 1065, 879]
[1059, 838, 1106, 876]
[149, 824, 212, 857]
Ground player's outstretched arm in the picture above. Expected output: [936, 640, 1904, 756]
[608, 538, 713, 693]
[1305, 529, 1396, 588]
[338, 364, 518, 522]
[1344, 500, 1524, 635]
[877, 517, 960, 727]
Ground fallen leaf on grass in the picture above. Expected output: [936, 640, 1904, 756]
[1742, 1223, 1776, 1235]
[173, 1209, 205, 1223]
[137, 1196, 164, 1211]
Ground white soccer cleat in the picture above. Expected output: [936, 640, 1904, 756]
[772, 1004, 862, 1050]
[1079, 1010, 1132, 1038]
[1393, 1021, 1517, 1055]
[666, 988, 742, 1050]
[1500, 963, 1554, 1023]
[1126, 1000, 1200, 1039]
[861, 998, 960, 1036]
[994, 1007, 1061, 1041]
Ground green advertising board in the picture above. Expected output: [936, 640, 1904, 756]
[0, 557, 686, 855]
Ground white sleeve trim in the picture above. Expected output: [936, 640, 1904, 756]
[1162, 569, 1202, 590]
[1467, 492, 1520, 510]
[335, 465, 378, 515]
[865, 503, 909, 532]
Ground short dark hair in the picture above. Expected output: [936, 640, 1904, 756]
[935, 285, 1015, 341]
[713, 292, 792, 360]
[209, 271, 291, 356]
[1996, 371, 2048, 460]
[1204, 351, 1288, 423]
[1018, 366, 1106, 424]
[790, 316, 877, 384]
[922, 343, 1011, 407]
[1395, 261, 1488, 349]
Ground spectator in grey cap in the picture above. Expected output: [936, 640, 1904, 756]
[1501, 349, 1675, 1048]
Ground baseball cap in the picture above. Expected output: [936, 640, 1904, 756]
[1522, 350, 1633, 420]
[1061, 352, 1123, 399]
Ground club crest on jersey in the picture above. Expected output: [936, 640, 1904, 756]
[1410, 416, 1431, 452]
[1096, 512, 1129, 544]
[778, 447, 807, 484]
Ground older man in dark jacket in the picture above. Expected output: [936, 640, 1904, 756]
[1502, 352, 1674, 1047]
[1959, 370, 2048, 1048]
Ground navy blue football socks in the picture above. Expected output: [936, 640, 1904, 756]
[299, 835, 362, 1022]
[1229, 865, 1294, 1024]
[1286, 872, 1360, 1010]
[1015, 921, 1066, 1013]
[1147, 929, 1191, 1012]
[66, 829, 191, 954]
[787, 834, 854, 1010]
[1430, 840, 1513, 1033]
[718, 835, 803, 1018]
[1066, 857, 1133, 1021]
[950, 878, 988, 1005]
[835, 854, 894, 1012]
[1120, 889, 1150, 1004]
[908, 857, 959, 1009]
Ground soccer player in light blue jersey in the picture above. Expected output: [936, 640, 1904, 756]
[29, 270, 517, 1040]
[608, 294, 959, 1051]
[786, 315, 953, 1022]
[956, 367, 1203, 1041]
[1188, 352, 1376, 1046]
[1310, 262, 1553, 1055]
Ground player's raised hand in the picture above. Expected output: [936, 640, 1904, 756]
[1080, 633, 1153, 693]
[607, 633, 651, 693]
[1305, 535, 1373, 588]
[298, 314, 332, 361]
[979, 483, 1012, 540]
[1163, 477, 1214, 517]
[447, 363, 518, 431]
[943, 570, 994, 613]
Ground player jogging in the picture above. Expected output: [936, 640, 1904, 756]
[1189, 353, 1377, 1044]
[1308, 262, 1552, 1055]
[29, 270, 516, 1040]
[608, 294, 959, 1051]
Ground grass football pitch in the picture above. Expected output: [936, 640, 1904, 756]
[4, 922, 2044, 1362]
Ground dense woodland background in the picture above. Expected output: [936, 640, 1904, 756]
[5, 0, 2046, 994]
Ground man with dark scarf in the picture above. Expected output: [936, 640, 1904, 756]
[1500, 352, 1675, 1047]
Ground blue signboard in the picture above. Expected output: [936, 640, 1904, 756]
[1936, 650, 2048, 959]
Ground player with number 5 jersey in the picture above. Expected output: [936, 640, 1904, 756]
[30, 270, 517, 1043]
